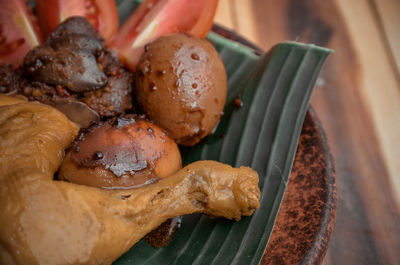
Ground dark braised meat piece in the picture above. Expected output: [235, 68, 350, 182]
[50, 33, 103, 54]
[24, 44, 108, 92]
[24, 19, 108, 94]
[0, 63, 73, 101]
[0, 17, 134, 120]
[80, 48, 135, 116]
[83, 70, 134, 117]
[46, 16, 105, 47]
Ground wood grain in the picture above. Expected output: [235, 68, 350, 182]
[371, 0, 400, 76]
[335, 0, 400, 206]
[215, 0, 400, 264]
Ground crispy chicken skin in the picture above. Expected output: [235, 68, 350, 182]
[0, 95, 260, 265]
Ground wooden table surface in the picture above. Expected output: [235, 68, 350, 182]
[214, 0, 400, 264]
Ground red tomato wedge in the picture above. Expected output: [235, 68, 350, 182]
[36, 0, 119, 40]
[110, 0, 219, 72]
[0, 0, 43, 64]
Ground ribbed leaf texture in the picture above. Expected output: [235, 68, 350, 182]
[114, 1, 332, 264]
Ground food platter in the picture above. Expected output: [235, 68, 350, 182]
[0, 1, 336, 264]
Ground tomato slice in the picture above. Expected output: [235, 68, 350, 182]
[36, 0, 119, 40]
[110, 0, 219, 72]
[0, 0, 43, 64]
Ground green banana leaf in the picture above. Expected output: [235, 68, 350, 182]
[114, 1, 332, 264]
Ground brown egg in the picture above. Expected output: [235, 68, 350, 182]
[58, 115, 182, 189]
[135, 33, 227, 146]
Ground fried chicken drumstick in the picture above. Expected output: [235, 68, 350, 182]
[0, 95, 260, 265]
